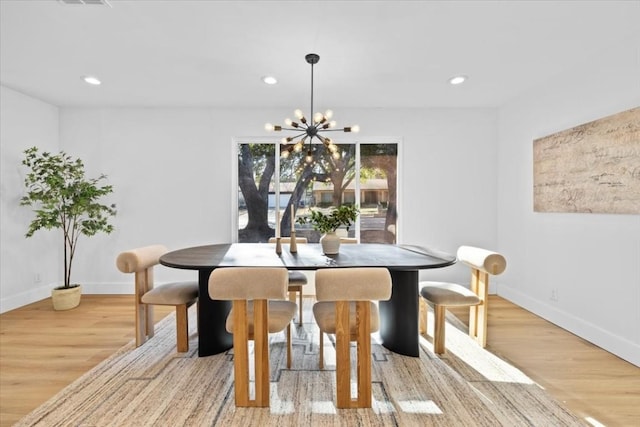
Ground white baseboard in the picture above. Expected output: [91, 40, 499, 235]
[0, 284, 52, 314]
[497, 285, 640, 367]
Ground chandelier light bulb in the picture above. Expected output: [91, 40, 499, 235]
[313, 112, 323, 123]
[265, 123, 274, 131]
[294, 142, 303, 152]
[449, 75, 467, 85]
[305, 151, 314, 164]
[294, 109, 304, 119]
[281, 150, 290, 158]
[82, 75, 101, 85]
[325, 110, 333, 119]
[332, 151, 341, 160]
[284, 118, 292, 126]
[351, 125, 360, 133]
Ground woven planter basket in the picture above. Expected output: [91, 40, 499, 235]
[51, 285, 82, 311]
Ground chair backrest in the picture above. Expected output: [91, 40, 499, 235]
[340, 237, 358, 244]
[315, 268, 392, 302]
[268, 237, 308, 244]
[456, 246, 506, 276]
[208, 267, 288, 301]
[116, 245, 167, 274]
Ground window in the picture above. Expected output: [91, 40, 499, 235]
[235, 140, 399, 244]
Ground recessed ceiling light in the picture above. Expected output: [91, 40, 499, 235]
[82, 75, 102, 85]
[262, 75, 278, 85]
[448, 75, 467, 85]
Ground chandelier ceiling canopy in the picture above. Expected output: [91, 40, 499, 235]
[265, 53, 359, 163]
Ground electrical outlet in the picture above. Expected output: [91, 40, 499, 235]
[34, 273, 41, 283]
[550, 288, 558, 302]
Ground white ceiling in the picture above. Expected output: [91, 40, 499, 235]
[1, 0, 639, 109]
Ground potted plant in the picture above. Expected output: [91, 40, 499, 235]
[20, 147, 116, 310]
[297, 204, 359, 254]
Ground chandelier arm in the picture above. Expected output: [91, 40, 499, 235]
[279, 127, 308, 133]
[288, 131, 307, 140]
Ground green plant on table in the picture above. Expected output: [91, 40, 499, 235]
[297, 204, 359, 234]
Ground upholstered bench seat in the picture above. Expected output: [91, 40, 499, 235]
[141, 281, 198, 305]
[420, 282, 481, 307]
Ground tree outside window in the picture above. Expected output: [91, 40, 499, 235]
[237, 141, 398, 244]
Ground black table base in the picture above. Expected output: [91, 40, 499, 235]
[379, 270, 420, 357]
[197, 269, 233, 357]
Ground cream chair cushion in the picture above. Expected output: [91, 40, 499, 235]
[420, 282, 481, 307]
[313, 301, 380, 333]
[141, 281, 198, 305]
[457, 246, 506, 275]
[226, 300, 297, 333]
[208, 267, 288, 300]
[116, 244, 168, 273]
[287, 271, 307, 284]
[315, 268, 392, 302]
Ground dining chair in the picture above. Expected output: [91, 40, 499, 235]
[116, 245, 198, 352]
[313, 267, 392, 408]
[268, 236, 308, 325]
[208, 267, 296, 407]
[419, 246, 506, 354]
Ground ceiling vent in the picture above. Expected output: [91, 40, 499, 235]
[57, 0, 112, 6]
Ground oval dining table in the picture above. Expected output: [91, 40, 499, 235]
[160, 242, 456, 357]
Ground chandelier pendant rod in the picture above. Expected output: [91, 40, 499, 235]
[310, 60, 314, 130]
[308, 60, 315, 155]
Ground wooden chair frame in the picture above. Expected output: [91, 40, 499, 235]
[232, 300, 270, 407]
[420, 246, 505, 354]
[117, 245, 197, 353]
[314, 268, 391, 409]
[334, 300, 372, 408]
[208, 267, 293, 408]
[468, 268, 490, 347]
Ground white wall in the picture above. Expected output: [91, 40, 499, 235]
[55, 107, 497, 294]
[3, 100, 497, 311]
[496, 31, 640, 366]
[0, 86, 60, 312]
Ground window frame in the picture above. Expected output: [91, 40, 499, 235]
[231, 137, 402, 243]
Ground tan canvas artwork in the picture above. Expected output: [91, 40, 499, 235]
[533, 107, 640, 214]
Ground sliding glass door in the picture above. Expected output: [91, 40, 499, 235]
[236, 140, 398, 243]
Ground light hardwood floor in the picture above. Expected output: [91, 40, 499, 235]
[1, 295, 638, 426]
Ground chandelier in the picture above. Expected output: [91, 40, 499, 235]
[265, 53, 359, 163]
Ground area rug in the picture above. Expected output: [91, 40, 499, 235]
[16, 300, 586, 426]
